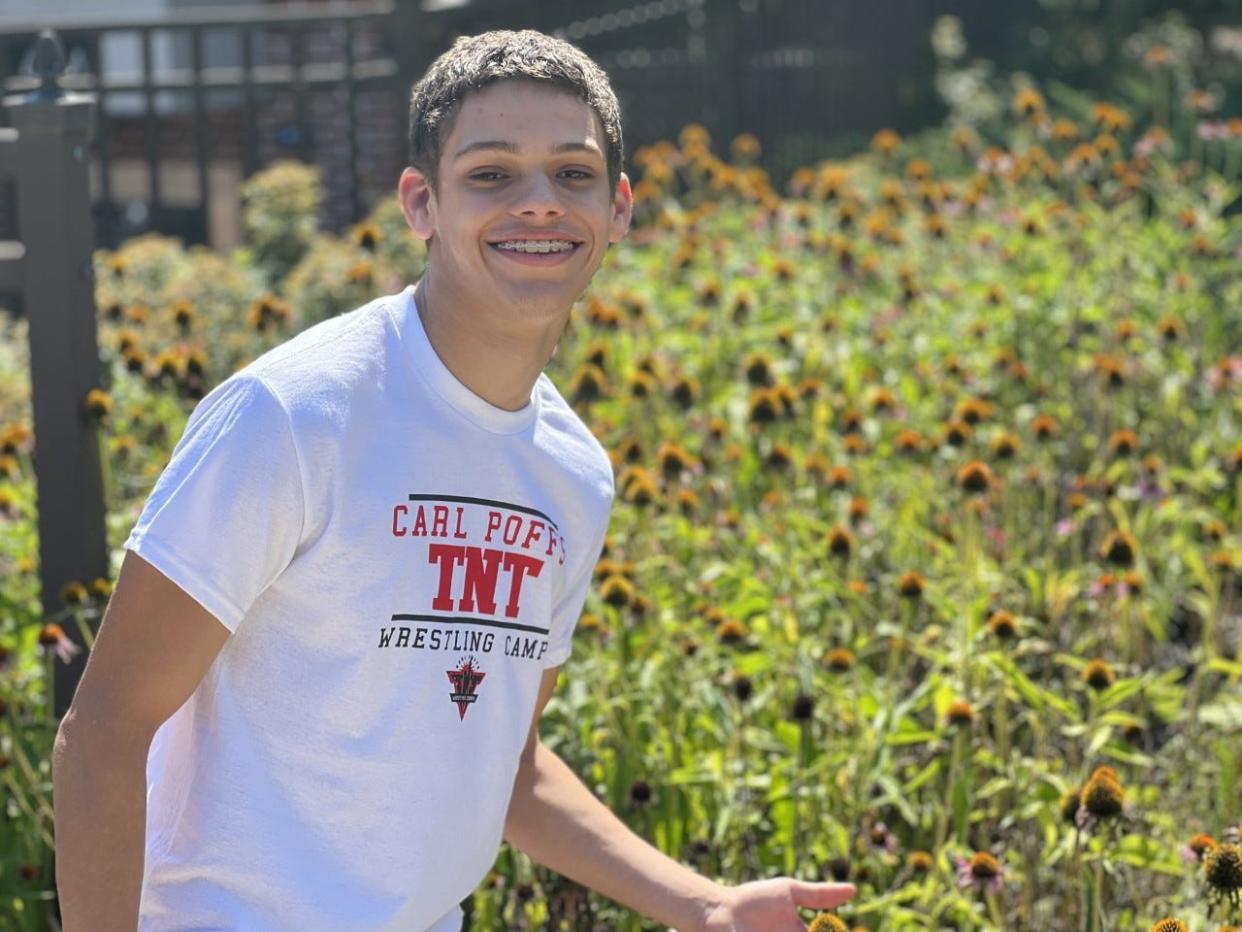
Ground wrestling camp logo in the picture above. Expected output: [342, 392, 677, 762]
[447, 655, 486, 720]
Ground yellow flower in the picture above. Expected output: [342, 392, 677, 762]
[871, 128, 901, 154]
[1012, 88, 1046, 117]
[84, 389, 113, 419]
[825, 648, 855, 672]
[1083, 659, 1115, 691]
[946, 699, 975, 726]
[808, 914, 848, 932]
[730, 133, 761, 160]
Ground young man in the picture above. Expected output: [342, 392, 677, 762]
[53, 30, 855, 931]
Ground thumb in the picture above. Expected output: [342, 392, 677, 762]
[789, 880, 856, 909]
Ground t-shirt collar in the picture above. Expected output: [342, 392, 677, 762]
[390, 284, 540, 435]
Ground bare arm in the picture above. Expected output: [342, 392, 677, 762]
[53, 550, 230, 932]
[504, 668, 855, 931]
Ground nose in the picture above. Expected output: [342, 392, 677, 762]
[509, 172, 564, 220]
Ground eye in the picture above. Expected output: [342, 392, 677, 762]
[560, 169, 595, 180]
[470, 171, 507, 182]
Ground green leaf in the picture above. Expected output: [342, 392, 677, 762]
[988, 654, 1080, 721]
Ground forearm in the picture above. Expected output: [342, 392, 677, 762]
[503, 741, 726, 932]
[52, 714, 151, 932]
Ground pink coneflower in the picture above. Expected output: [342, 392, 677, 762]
[38, 624, 81, 664]
[1055, 518, 1076, 538]
[1198, 120, 1230, 141]
[955, 852, 1004, 895]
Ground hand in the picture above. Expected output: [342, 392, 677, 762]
[699, 877, 857, 932]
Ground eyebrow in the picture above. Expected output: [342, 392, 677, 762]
[453, 140, 603, 159]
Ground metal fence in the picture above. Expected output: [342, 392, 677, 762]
[0, 0, 1023, 251]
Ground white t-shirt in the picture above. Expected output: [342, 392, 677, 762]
[126, 285, 614, 931]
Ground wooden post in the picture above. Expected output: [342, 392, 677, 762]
[3, 30, 108, 717]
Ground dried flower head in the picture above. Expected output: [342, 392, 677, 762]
[1203, 843, 1242, 909]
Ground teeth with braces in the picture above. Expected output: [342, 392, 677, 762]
[494, 240, 576, 254]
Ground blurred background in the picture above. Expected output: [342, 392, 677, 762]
[1, 0, 1239, 251]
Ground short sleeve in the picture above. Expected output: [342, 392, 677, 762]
[542, 511, 611, 668]
[123, 375, 305, 633]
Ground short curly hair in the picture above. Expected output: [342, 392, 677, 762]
[408, 30, 624, 192]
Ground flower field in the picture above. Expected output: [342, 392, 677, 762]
[1, 34, 1241, 932]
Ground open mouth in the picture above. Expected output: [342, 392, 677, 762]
[490, 239, 580, 254]
[488, 238, 583, 265]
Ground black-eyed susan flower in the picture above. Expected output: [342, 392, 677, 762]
[170, 298, 196, 333]
[826, 648, 855, 672]
[946, 700, 975, 727]
[907, 850, 934, 873]
[618, 467, 658, 507]
[351, 221, 381, 251]
[732, 673, 754, 703]
[895, 429, 923, 455]
[1012, 87, 1046, 117]
[1083, 658, 1116, 691]
[1107, 430, 1140, 459]
[987, 610, 1018, 640]
[715, 618, 746, 645]
[990, 432, 1020, 459]
[957, 460, 995, 495]
[569, 364, 606, 404]
[88, 577, 112, 600]
[943, 420, 972, 447]
[669, 376, 699, 409]
[247, 296, 291, 332]
[599, 574, 636, 608]
[61, 581, 88, 606]
[871, 128, 901, 154]
[826, 526, 854, 559]
[1099, 530, 1137, 568]
[628, 779, 652, 806]
[658, 442, 696, 481]
[846, 497, 869, 526]
[791, 693, 814, 721]
[748, 388, 780, 425]
[577, 613, 604, 634]
[766, 442, 793, 470]
[84, 389, 113, 420]
[897, 571, 925, 599]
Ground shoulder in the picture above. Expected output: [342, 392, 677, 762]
[243, 292, 399, 394]
[233, 290, 407, 431]
[533, 375, 615, 507]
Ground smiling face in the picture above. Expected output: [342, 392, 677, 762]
[399, 79, 632, 340]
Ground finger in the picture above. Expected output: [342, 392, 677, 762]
[789, 880, 857, 910]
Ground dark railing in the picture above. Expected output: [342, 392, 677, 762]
[1, 1, 404, 246]
[0, 0, 1022, 248]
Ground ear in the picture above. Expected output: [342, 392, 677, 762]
[608, 172, 633, 244]
[399, 166, 437, 241]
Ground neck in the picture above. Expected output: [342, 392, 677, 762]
[413, 275, 562, 412]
